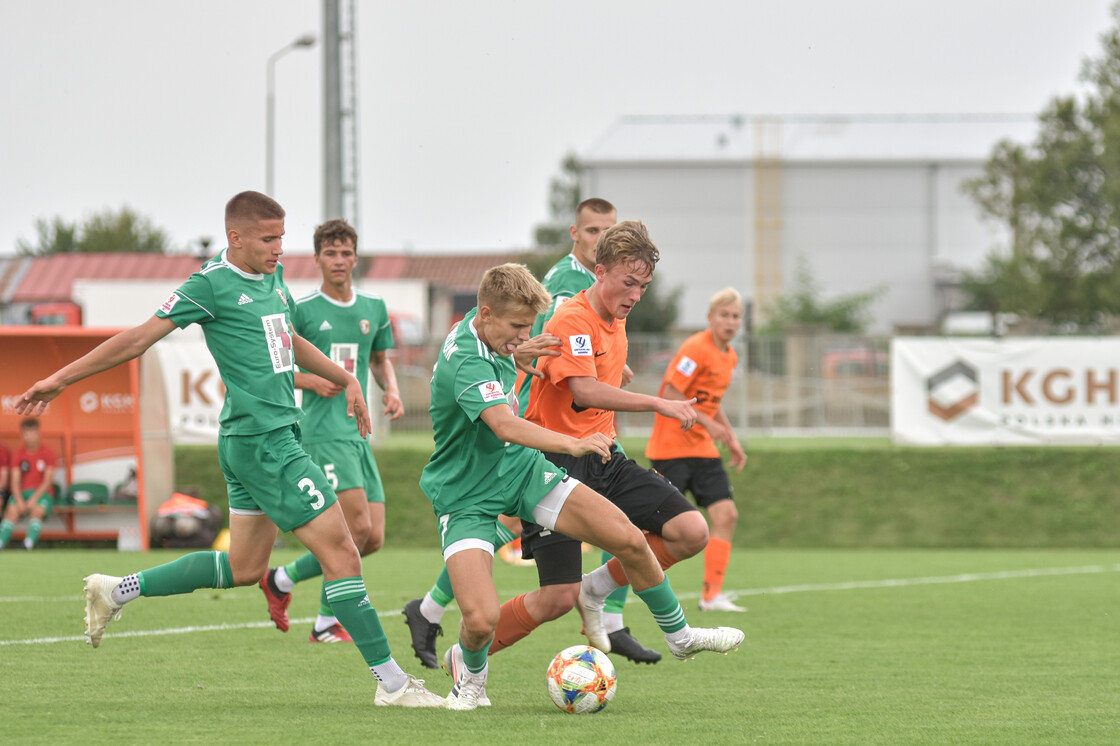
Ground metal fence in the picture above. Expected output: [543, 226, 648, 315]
[385, 331, 892, 436]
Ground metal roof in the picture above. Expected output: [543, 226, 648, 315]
[364, 251, 529, 291]
[583, 114, 1040, 164]
[11, 253, 208, 303]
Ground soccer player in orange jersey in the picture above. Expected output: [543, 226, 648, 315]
[646, 288, 748, 612]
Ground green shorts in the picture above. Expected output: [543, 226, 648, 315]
[302, 439, 384, 503]
[436, 455, 569, 557]
[21, 491, 53, 519]
[218, 424, 338, 533]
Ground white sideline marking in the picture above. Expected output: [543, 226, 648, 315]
[2, 564, 1118, 647]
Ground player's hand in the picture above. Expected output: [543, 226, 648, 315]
[659, 397, 698, 431]
[621, 364, 634, 388]
[514, 333, 561, 380]
[382, 390, 404, 421]
[569, 433, 614, 463]
[343, 378, 372, 439]
[728, 440, 747, 471]
[311, 377, 343, 398]
[15, 376, 65, 416]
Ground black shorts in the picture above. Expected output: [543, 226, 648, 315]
[648, 457, 733, 509]
[522, 445, 698, 585]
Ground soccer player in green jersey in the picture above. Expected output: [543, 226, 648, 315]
[423, 263, 743, 711]
[14, 192, 443, 708]
[259, 218, 404, 644]
[404, 198, 660, 666]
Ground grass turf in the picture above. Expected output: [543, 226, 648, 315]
[3, 547, 1118, 744]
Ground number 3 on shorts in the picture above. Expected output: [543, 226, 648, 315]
[298, 477, 326, 510]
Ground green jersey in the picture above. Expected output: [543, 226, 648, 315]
[517, 252, 595, 414]
[420, 307, 541, 516]
[292, 288, 394, 444]
[156, 250, 299, 436]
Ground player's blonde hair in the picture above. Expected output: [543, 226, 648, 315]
[709, 287, 742, 312]
[478, 263, 552, 316]
[225, 191, 285, 229]
[595, 220, 659, 274]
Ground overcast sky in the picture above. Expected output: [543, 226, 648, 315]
[1, 0, 1115, 257]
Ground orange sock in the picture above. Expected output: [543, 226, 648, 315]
[702, 536, 732, 601]
[604, 534, 680, 586]
[489, 593, 538, 654]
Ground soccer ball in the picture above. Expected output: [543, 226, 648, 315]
[546, 645, 617, 714]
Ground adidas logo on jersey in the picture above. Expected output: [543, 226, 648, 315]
[319, 320, 333, 331]
[544, 471, 557, 485]
[237, 293, 253, 306]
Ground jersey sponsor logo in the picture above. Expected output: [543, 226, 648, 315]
[478, 381, 504, 402]
[330, 342, 359, 374]
[160, 293, 180, 314]
[262, 313, 294, 373]
[676, 355, 698, 377]
[359, 319, 371, 335]
[237, 293, 254, 306]
[275, 289, 288, 306]
[319, 320, 332, 331]
[569, 334, 593, 356]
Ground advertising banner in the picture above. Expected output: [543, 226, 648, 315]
[892, 337, 1120, 445]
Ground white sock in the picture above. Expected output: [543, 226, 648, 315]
[370, 659, 408, 691]
[274, 567, 295, 593]
[315, 614, 338, 630]
[665, 625, 694, 647]
[602, 612, 624, 635]
[419, 594, 445, 624]
[582, 564, 622, 603]
[111, 574, 141, 604]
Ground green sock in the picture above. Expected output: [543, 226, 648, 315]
[635, 577, 687, 633]
[0, 519, 13, 546]
[461, 637, 491, 674]
[429, 566, 455, 607]
[601, 551, 630, 614]
[138, 551, 234, 596]
[27, 518, 42, 546]
[324, 577, 392, 666]
[283, 552, 323, 584]
[319, 583, 332, 616]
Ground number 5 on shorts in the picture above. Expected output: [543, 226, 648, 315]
[298, 477, 326, 510]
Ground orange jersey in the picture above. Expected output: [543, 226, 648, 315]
[525, 290, 627, 439]
[645, 329, 738, 460]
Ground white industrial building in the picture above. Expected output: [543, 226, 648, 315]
[580, 114, 1037, 334]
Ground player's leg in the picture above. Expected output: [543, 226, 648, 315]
[308, 485, 369, 642]
[488, 533, 582, 654]
[555, 483, 745, 660]
[0, 498, 22, 548]
[24, 493, 51, 549]
[700, 496, 746, 612]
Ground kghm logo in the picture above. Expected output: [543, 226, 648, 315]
[927, 360, 979, 422]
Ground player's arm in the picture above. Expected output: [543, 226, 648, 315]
[16, 316, 178, 416]
[10, 466, 25, 512]
[294, 372, 343, 398]
[479, 401, 613, 461]
[369, 349, 403, 420]
[292, 332, 371, 438]
[662, 383, 747, 470]
[567, 376, 698, 430]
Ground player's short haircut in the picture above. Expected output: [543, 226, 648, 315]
[313, 219, 358, 255]
[478, 263, 552, 316]
[709, 287, 742, 312]
[20, 417, 39, 430]
[224, 191, 285, 230]
[595, 220, 659, 274]
[575, 197, 616, 220]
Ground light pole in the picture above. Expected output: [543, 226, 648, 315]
[266, 33, 316, 197]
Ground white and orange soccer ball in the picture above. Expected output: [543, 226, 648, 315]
[546, 645, 617, 714]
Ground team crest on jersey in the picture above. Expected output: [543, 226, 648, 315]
[569, 334, 593, 356]
[478, 381, 504, 402]
[360, 319, 371, 335]
[160, 293, 180, 314]
[275, 289, 288, 306]
[676, 356, 698, 377]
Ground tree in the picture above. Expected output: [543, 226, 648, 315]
[533, 152, 583, 250]
[963, 2, 1120, 328]
[761, 256, 883, 334]
[17, 206, 170, 255]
